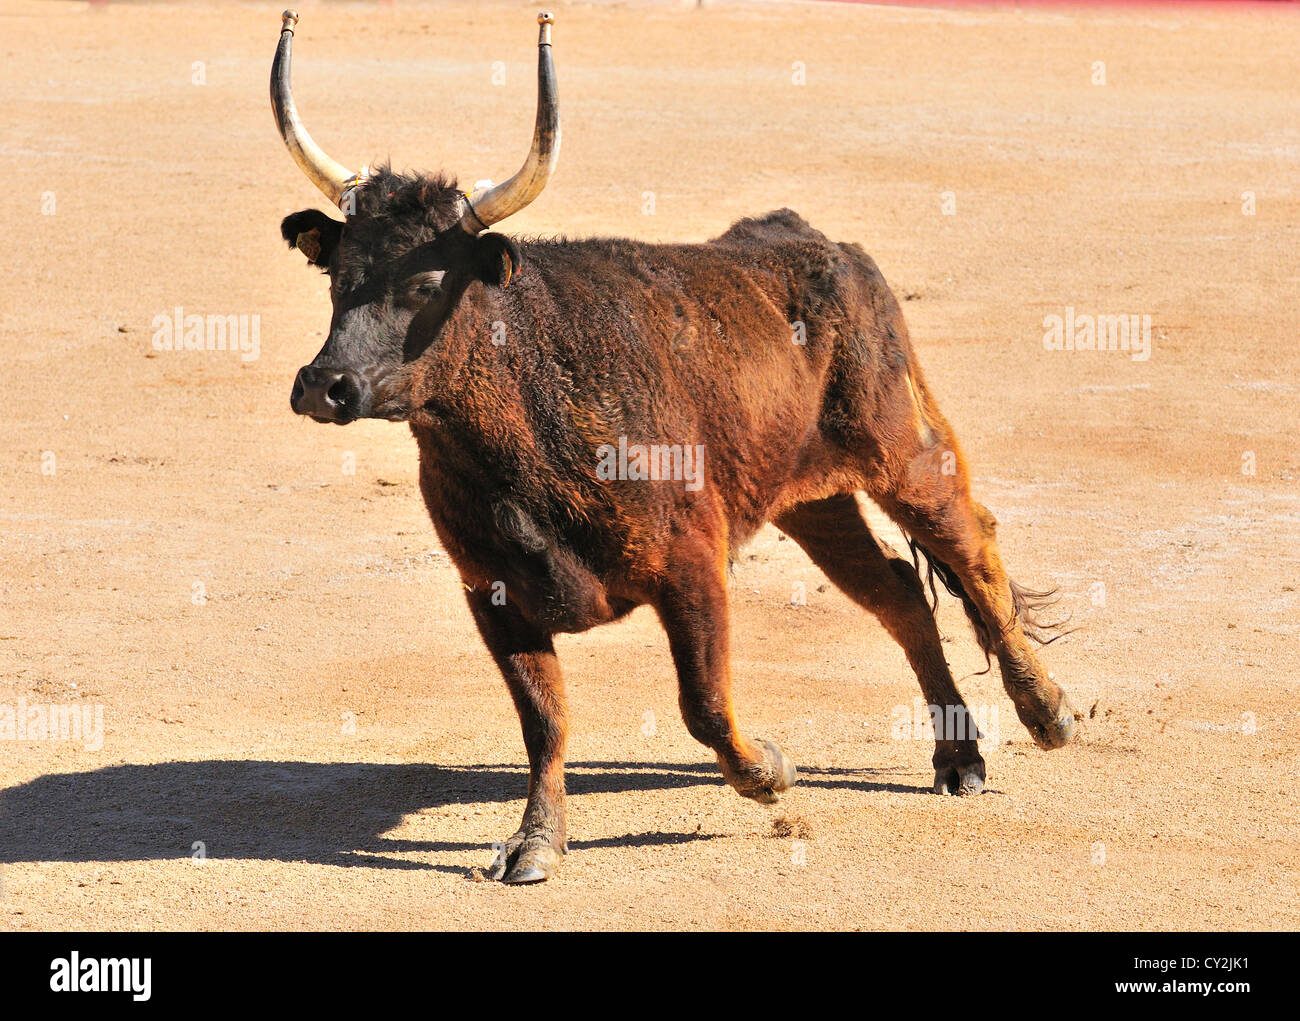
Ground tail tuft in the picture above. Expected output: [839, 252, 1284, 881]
[1009, 579, 1075, 646]
[908, 540, 1074, 658]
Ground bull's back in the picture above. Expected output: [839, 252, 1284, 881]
[515, 222, 852, 528]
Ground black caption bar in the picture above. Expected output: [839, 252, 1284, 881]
[0, 931, 1279, 1007]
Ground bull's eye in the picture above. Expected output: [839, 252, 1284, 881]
[402, 271, 446, 308]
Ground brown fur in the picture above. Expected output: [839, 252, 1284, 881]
[283, 177, 1078, 881]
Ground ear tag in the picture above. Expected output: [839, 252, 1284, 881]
[295, 229, 322, 262]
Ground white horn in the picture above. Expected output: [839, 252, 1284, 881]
[459, 13, 561, 233]
[270, 11, 364, 208]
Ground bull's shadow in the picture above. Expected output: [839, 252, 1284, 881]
[0, 759, 920, 875]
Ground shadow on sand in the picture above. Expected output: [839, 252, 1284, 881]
[0, 759, 924, 875]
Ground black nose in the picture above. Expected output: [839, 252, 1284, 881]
[290, 366, 366, 423]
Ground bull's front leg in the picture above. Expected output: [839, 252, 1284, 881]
[465, 588, 567, 884]
[655, 529, 797, 803]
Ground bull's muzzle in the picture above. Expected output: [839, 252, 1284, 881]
[290, 365, 368, 424]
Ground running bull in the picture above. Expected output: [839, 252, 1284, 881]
[270, 11, 1077, 883]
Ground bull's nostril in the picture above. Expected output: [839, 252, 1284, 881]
[326, 377, 351, 407]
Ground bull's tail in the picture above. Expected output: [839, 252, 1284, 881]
[907, 539, 1073, 668]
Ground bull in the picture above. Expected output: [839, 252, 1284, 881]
[270, 10, 1077, 883]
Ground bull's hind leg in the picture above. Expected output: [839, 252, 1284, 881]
[869, 423, 1077, 752]
[775, 494, 986, 794]
[465, 588, 567, 884]
[655, 528, 797, 803]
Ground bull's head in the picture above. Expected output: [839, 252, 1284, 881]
[271, 10, 559, 424]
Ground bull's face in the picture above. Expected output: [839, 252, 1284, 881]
[281, 179, 522, 425]
[268, 9, 558, 424]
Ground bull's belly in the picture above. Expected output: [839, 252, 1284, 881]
[419, 485, 645, 636]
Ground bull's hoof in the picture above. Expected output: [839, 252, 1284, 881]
[763, 737, 799, 796]
[487, 832, 564, 885]
[1026, 699, 1078, 751]
[933, 758, 985, 796]
[720, 737, 798, 804]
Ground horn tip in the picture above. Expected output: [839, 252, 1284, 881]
[281, 10, 299, 32]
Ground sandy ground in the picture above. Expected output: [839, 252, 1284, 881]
[1, 0, 1297, 931]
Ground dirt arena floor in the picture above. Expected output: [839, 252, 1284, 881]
[2, 0, 1297, 931]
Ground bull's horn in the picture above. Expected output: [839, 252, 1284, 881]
[270, 10, 363, 208]
[459, 12, 561, 234]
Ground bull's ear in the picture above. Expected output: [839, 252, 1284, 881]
[472, 233, 524, 287]
[281, 209, 343, 268]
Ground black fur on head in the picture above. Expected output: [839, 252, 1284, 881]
[282, 167, 465, 272]
[337, 167, 468, 268]
[279, 165, 523, 425]
[280, 166, 520, 288]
